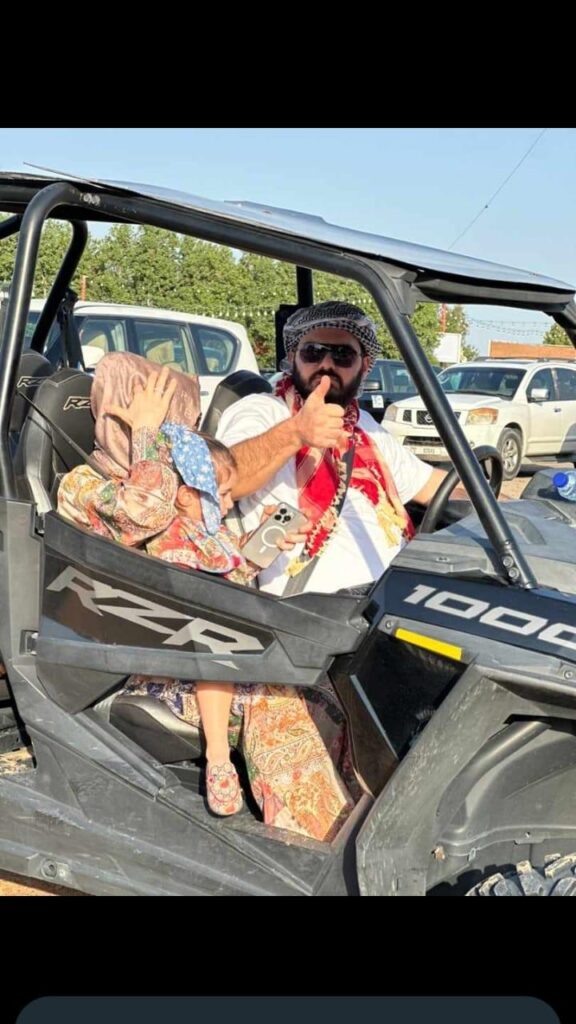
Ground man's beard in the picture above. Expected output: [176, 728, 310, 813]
[292, 363, 365, 407]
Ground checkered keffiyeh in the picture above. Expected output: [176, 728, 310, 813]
[283, 301, 381, 367]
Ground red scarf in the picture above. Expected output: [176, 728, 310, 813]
[275, 374, 415, 560]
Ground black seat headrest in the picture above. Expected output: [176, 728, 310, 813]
[201, 370, 272, 436]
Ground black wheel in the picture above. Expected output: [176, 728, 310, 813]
[466, 853, 576, 895]
[497, 428, 522, 481]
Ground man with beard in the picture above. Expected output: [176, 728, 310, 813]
[217, 301, 453, 596]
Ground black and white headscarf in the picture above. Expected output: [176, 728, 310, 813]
[283, 300, 381, 367]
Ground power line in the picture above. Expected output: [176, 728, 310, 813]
[469, 318, 547, 328]
[448, 128, 549, 250]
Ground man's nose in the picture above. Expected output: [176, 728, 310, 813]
[318, 350, 337, 368]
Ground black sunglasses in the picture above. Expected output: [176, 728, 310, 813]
[297, 342, 362, 368]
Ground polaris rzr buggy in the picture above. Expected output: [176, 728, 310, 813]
[0, 171, 575, 897]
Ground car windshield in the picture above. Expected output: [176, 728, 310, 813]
[438, 366, 526, 398]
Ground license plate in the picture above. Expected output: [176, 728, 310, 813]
[409, 446, 446, 457]
[371, 395, 384, 408]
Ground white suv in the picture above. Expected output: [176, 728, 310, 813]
[25, 300, 260, 416]
[384, 359, 576, 479]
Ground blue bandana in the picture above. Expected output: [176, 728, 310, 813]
[161, 423, 221, 535]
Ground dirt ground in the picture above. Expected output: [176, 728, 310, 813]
[0, 873, 84, 896]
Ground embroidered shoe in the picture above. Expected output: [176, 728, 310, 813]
[206, 761, 243, 816]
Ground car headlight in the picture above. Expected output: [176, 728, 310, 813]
[465, 408, 499, 425]
[384, 404, 399, 422]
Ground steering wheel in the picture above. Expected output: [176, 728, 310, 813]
[419, 445, 503, 535]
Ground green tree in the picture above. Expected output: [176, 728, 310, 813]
[178, 237, 244, 319]
[445, 304, 468, 336]
[237, 254, 296, 365]
[125, 226, 180, 307]
[0, 216, 84, 297]
[446, 303, 478, 361]
[0, 216, 451, 369]
[411, 302, 441, 360]
[543, 322, 570, 346]
[84, 225, 139, 303]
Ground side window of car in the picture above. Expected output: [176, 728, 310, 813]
[555, 367, 576, 402]
[389, 366, 414, 395]
[192, 326, 237, 375]
[79, 317, 128, 355]
[528, 368, 555, 400]
[44, 315, 128, 369]
[365, 365, 382, 386]
[133, 320, 198, 374]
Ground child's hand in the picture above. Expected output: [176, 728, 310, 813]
[105, 366, 177, 435]
[276, 517, 311, 551]
[258, 504, 278, 524]
[239, 506, 311, 553]
[257, 505, 312, 551]
[238, 505, 276, 549]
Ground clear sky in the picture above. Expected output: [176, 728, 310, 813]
[2, 127, 574, 352]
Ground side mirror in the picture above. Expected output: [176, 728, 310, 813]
[529, 387, 549, 402]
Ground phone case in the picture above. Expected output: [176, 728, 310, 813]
[242, 503, 308, 569]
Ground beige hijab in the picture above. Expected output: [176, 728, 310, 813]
[91, 352, 201, 478]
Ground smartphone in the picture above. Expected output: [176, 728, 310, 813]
[242, 502, 309, 569]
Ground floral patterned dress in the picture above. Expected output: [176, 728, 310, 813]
[57, 428, 360, 841]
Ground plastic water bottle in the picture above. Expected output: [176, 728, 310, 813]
[553, 470, 576, 502]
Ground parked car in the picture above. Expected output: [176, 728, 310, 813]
[384, 358, 576, 479]
[358, 359, 417, 421]
[24, 299, 259, 416]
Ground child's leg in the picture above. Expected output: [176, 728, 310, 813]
[195, 681, 235, 764]
[124, 676, 241, 814]
[197, 681, 243, 816]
